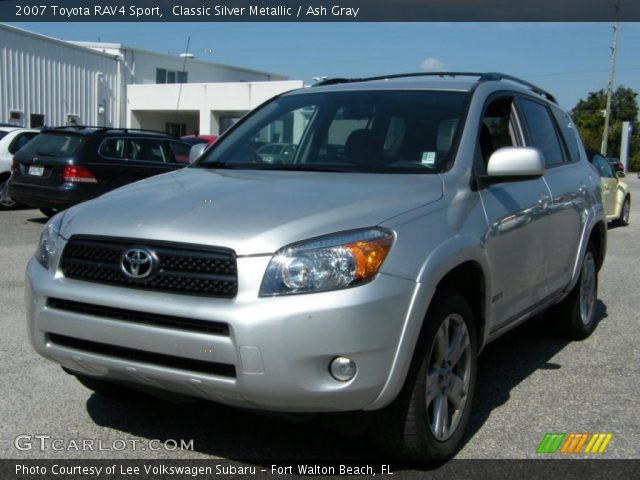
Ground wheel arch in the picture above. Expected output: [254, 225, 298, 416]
[365, 238, 490, 410]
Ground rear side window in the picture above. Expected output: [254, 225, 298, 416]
[551, 107, 581, 162]
[591, 154, 614, 179]
[98, 138, 126, 159]
[19, 133, 85, 157]
[519, 98, 565, 167]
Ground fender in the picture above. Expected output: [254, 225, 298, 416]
[565, 202, 606, 293]
[364, 234, 490, 410]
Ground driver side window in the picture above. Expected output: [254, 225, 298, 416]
[479, 96, 519, 166]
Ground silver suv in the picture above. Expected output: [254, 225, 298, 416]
[26, 73, 606, 459]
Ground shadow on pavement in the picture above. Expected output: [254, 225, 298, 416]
[84, 300, 608, 463]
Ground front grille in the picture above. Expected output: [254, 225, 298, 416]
[60, 235, 237, 297]
[47, 297, 229, 336]
[48, 333, 236, 378]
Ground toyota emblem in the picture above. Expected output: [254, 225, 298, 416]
[120, 247, 158, 279]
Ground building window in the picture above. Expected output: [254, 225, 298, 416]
[156, 68, 188, 84]
[30, 114, 45, 128]
[165, 123, 186, 137]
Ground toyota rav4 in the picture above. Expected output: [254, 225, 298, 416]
[25, 72, 606, 459]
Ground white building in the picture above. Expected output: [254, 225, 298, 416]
[0, 24, 302, 134]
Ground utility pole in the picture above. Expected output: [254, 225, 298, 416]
[601, 3, 620, 156]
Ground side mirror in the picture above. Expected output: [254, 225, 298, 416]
[486, 147, 545, 178]
[188, 143, 207, 164]
[616, 170, 626, 178]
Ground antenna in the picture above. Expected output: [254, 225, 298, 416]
[175, 36, 191, 136]
[601, 2, 620, 156]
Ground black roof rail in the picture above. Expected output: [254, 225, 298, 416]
[312, 72, 486, 87]
[313, 71, 557, 104]
[479, 72, 557, 104]
[41, 126, 175, 136]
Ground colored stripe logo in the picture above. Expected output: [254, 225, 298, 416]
[537, 433, 613, 454]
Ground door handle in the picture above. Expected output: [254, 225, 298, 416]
[538, 193, 550, 209]
[578, 183, 587, 195]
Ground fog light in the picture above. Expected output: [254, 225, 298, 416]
[329, 357, 357, 382]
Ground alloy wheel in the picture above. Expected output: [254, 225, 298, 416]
[425, 313, 471, 441]
[579, 251, 596, 326]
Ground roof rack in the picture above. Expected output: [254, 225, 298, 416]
[313, 71, 557, 104]
[42, 126, 176, 136]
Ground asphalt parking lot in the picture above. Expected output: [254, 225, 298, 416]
[1, 176, 639, 461]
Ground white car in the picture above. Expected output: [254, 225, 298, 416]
[0, 127, 39, 209]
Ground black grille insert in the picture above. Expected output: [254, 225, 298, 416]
[48, 333, 236, 378]
[60, 235, 237, 297]
[46, 297, 229, 336]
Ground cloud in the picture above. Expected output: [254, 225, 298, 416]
[420, 57, 446, 72]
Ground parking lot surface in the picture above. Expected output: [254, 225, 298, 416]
[1, 176, 639, 460]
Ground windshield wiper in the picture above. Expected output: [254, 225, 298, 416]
[196, 161, 254, 170]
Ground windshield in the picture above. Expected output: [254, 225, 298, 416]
[194, 90, 468, 173]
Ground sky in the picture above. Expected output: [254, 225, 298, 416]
[9, 22, 640, 112]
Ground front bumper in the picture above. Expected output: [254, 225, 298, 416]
[26, 254, 420, 412]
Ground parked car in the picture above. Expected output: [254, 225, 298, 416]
[256, 142, 297, 164]
[588, 149, 630, 226]
[181, 134, 218, 147]
[0, 127, 40, 210]
[7, 126, 191, 217]
[25, 72, 606, 460]
[606, 157, 624, 173]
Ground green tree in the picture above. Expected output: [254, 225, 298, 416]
[571, 86, 640, 170]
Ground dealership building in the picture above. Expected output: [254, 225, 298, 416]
[0, 24, 303, 134]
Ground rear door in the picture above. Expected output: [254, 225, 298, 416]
[517, 98, 585, 295]
[91, 136, 129, 191]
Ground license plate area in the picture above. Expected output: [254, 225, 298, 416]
[28, 166, 44, 176]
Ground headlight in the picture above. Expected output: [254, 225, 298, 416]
[259, 228, 394, 296]
[36, 213, 64, 269]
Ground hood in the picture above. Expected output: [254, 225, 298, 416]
[61, 168, 443, 255]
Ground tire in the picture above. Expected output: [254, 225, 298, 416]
[40, 207, 59, 218]
[615, 196, 630, 227]
[72, 372, 134, 398]
[551, 243, 598, 340]
[0, 176, 18, 210]
[371, 291, 477, 459]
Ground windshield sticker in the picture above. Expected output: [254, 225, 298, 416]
[421, 151, 436, 165]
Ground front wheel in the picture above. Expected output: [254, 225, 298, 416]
[371, 291, 477, 459]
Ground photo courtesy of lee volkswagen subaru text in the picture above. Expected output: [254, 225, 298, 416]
[26, 72, 606, 459]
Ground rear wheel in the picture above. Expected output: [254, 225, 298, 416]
[371, 291, 477, 459]
[615, 197, 630, 227]
[552, 243, 598, 339]
[0, 176, 17, 210]
[40, 207, 59, 218]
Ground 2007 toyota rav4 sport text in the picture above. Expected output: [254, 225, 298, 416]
[26, 72, 606, 459]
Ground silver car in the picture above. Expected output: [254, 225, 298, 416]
[26, 72, 606, 459]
